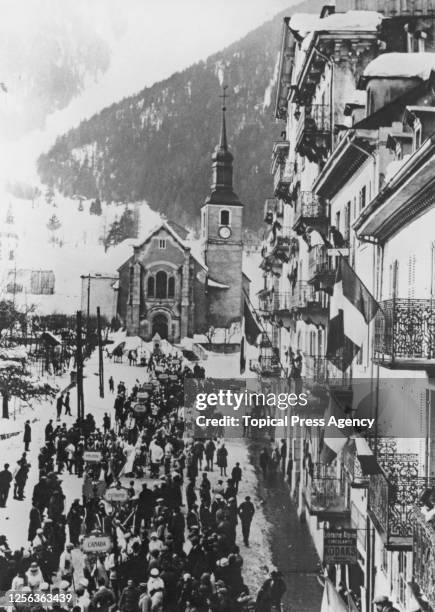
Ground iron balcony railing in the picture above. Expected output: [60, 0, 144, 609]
[264, 198, 278, 224]
[304, 355, 350, 387]
[249, 355, 281, 376]
[374, 298, 435, 364]
[273, 162, 292, 195]
[293, 192, 327, 230]
[296, 104, 331, 145]
[368, 472, 435, 547]
[413, 509, 435, 610]
[304, 464, 348, 516]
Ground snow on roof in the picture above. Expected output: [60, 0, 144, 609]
[363, 53, 435, 80]
[0, 346, 27, 360]
[289, 10, 382, 37]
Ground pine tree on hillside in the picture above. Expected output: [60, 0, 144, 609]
[104, 207, 138, 248]
[47, 214, 61, 231]
[90, 197, 102, 215]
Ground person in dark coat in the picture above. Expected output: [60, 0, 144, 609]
[56, 395, 63, 421]
[231, 463, 242, 493]
[205, 438, 216, 471]
[118, 579, 139, 612]
[32, 476, 49, 514]
[259, 448, 269, 478]
[64, 392, 71, 416]
[238, 496, 255, 546]
[45, 420, 53, 442]
[216, 444, 228, 477]
[67, 499, 84, 546]
[28, 504, 41, 543]
[0, 463, 12, 507]
[186, 478, 197, 511]
[14, 456, 30, 500]
[23, 421, 31, 452]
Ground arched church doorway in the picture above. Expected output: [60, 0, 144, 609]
[152, 313, 169, 339]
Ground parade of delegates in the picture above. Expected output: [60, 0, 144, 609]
[0, 344, 286, 612]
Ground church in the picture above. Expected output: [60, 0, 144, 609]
[116, 98, 249, 342]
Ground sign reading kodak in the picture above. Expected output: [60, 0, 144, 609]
[323, 528, 357, 565]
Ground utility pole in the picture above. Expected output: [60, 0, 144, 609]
[76, 310, 84, 423]
[86, 274, 91, 341]
[97, 306, 104, 399]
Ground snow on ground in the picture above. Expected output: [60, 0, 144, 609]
[0, 350, 271, 595]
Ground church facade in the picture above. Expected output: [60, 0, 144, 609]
[117, 100, 249, 342]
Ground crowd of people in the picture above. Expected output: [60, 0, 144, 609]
[0, 347, 286, 612]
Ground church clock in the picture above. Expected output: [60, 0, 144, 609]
[218, 226, 232, 239]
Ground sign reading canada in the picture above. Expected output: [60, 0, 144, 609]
[105, 487, 129, 503]
[83, 451, 102, 463]
[323, 528, 357, 565]
[82, 536, 112, 553]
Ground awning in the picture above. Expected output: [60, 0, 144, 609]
[320, 578, 349, 612]
[207, 277, 229, 289]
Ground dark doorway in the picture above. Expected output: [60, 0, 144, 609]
[152, 313, 168, 339]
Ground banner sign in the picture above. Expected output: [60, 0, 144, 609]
[323, 528, 357, 565]
[137, 392, 148, 401]
[82, 535, 112, 553]
[83, 451, 102, 463]
[105, 487, 129, 503]
[134, 403, 147, 414]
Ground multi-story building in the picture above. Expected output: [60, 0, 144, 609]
[259, 2, 435, 611]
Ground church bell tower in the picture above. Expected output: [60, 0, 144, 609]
[201, 87, 244, 328]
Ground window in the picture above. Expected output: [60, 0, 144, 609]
[147, 276, 155, 298]
[381, 547, 388, 575]
[158, 239, 166, 249]
[344, 202, 351, 242]
[156, 271, 168, 299]
[168, 276, 175, 298]
[31, 271, 55, 295]
[418, 32, 427, 52]
[359, 186, 366, 211]
[335, 211, 341, 232]
[220, 209, 230, 226]
[408, 255, 416, 298]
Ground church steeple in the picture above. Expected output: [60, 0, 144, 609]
[205, 86, 242, 206]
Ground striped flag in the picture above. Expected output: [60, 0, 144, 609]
[327, 257, 379, 371]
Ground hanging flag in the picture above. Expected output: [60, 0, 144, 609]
[327, 257, 379, 371]
[244, 298, 261, 346]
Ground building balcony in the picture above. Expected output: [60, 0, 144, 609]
[374, 298, 435, 373]
[271, 140, 290, 171]
[293, 192, 328, 235]
[273, 161, 292, 203]
[295, 104, 331, 164]
[308, 246, 349, 292]
[368, 472, 435, 549]
[304, 355, 351, 388]
[290, 281, 328, 326]
[304, 465, 349, 519]
[263, 198, 278, 224]
[413, 509, 435, 611]
[249, 355, 281, 377]
[271, 229, 293, 263]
